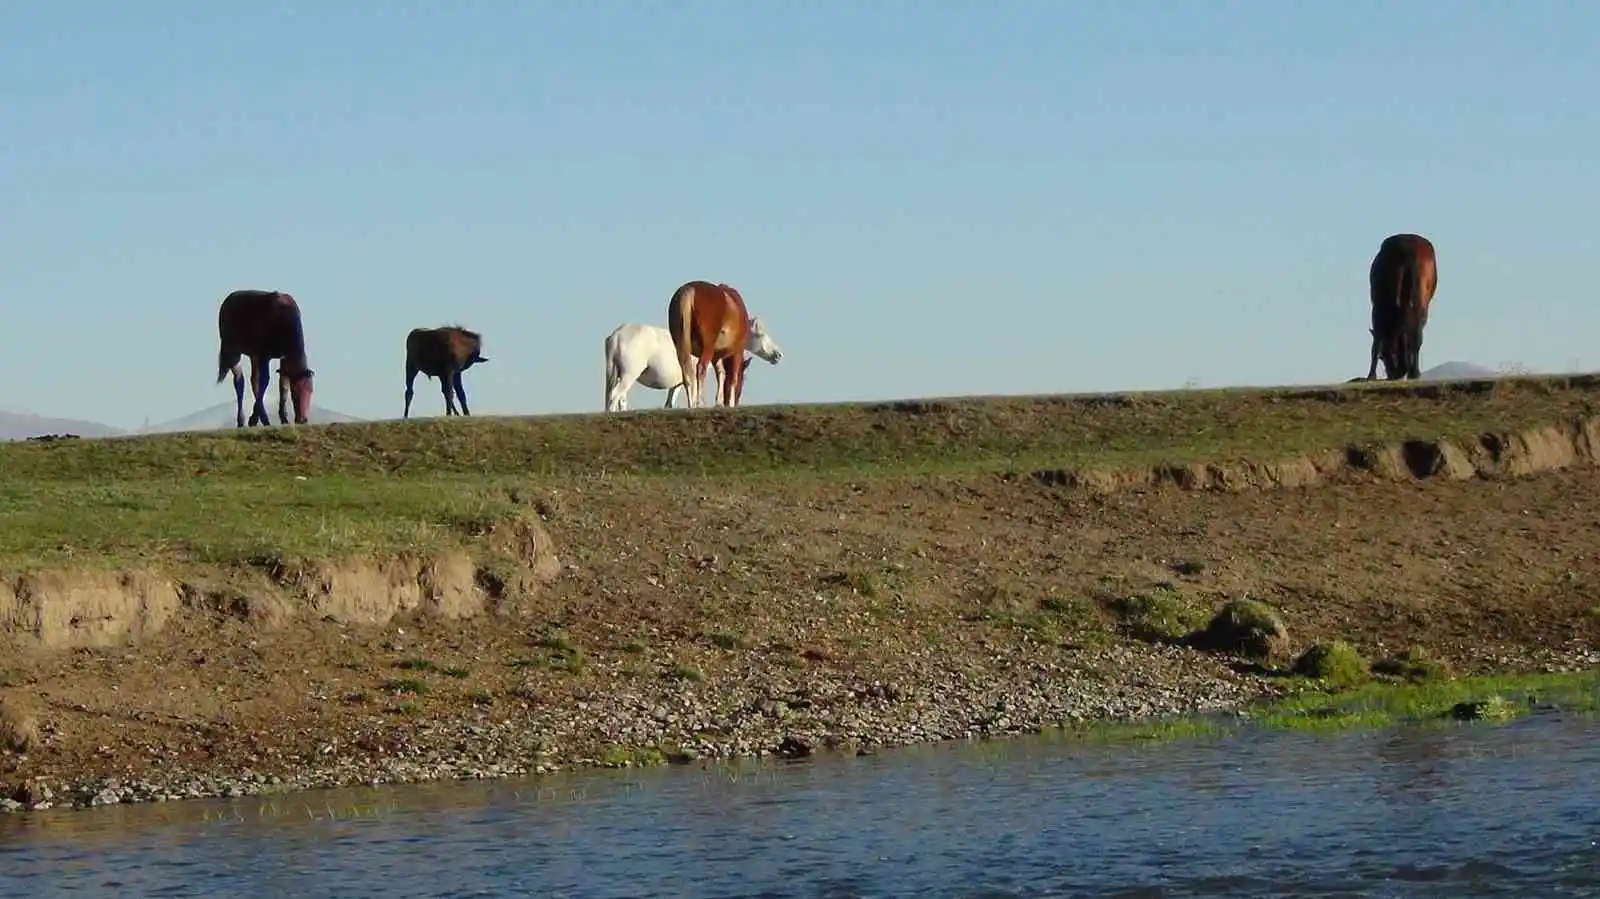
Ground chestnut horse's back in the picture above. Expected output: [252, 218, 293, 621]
[667, 280, 751, 407]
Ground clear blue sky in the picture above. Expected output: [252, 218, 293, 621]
[3, 1, 1597, 428]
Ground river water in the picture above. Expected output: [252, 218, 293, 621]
[1, 711, 1596, 898]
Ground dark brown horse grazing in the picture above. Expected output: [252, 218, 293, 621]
[405, 326, 488, 418]
[1366, 233, 1438, 381]
[667, 280, 752, 408]
[216, 289, 315, 427]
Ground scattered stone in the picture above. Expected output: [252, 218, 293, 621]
[776, 734, 814, 758]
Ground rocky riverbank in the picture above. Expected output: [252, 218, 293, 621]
[4, 619, 1595, 814]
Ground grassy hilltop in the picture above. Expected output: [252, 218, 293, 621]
[3, 375, 1600, 569]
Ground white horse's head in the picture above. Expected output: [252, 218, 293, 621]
[748, 316, 784, 365]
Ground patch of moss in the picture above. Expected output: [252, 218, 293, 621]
[1371, 647, 1452, 682]
[1191, 598, 1289, 660]
[596, 744, 667, 768]
[1104, 588, 1210, 642]
[1292, 641, 1369, 689]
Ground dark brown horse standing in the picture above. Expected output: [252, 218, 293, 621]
[216, 289, 315, 427]
[667, 280, 752, 408]
[404, 326, 488, 418]
[1366, 233, 1438, 381]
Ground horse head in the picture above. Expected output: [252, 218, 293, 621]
[747, 316, 784, 365]
[280, 364, 315, 424]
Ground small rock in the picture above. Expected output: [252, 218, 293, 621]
[776, 735, 813, 758]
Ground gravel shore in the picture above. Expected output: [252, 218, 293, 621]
[6, 637, 1594, 815]
[1, 640, 1278, 813]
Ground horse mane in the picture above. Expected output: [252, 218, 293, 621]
[279, 295, 309, 363]
[441, 323, 482, 341]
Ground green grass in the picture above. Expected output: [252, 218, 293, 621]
[1252, 670, 1600, 732]
[1039, 670, 1600, 747]
[706, 632, 747, 651]
[380, 678, 429, 696]
[595, 744, 667, 768]
[3, 375, 1597, 567]
[1051, 716, 1231, 745]
[664, 662, 705, 682]
[516, 634, 587, 674]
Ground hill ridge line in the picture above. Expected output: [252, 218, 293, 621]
[1024, 413, 1600, 495]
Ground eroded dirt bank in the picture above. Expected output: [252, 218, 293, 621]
[3, 425, 1600, 812]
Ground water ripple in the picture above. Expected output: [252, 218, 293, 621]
[0, 713, 1596, 898]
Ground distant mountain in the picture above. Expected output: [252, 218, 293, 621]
[0, 410, 125, 442]
[141, 402, 365, 434]
[1419, 361, 1502, 381]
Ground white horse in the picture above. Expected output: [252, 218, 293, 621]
[604, 320, 784, 412]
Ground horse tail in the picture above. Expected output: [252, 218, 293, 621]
[603, 330, 620, 407]
[216, 343, 232, 384]
[668, 285, 696, 392]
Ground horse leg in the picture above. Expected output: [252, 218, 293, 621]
[453, 371, 471, 416]
[231, 365, 247, 428]
[606, 359, 629, 412]
[249, 356, 272, 426]
[691, 321, 716, 409]
[404, 363, 419, 419]
[716, 356, 734, 407]
[731, 352, 747, 406]
[277, 371, 290, 425]
[695, 354, 715, 408]
[440, 369, 458, 415]
[1407, 311, 1428, 380]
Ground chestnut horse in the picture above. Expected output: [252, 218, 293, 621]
[1366, 233, 1438, 381]
[667, 280, 756, 408]
[215, 289, 315, 427]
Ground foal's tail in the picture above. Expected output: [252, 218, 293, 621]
[216, 344, 231, 384]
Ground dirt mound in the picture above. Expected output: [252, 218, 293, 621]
[0, 696, 41, 753]
[1, 517, 562, 653]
